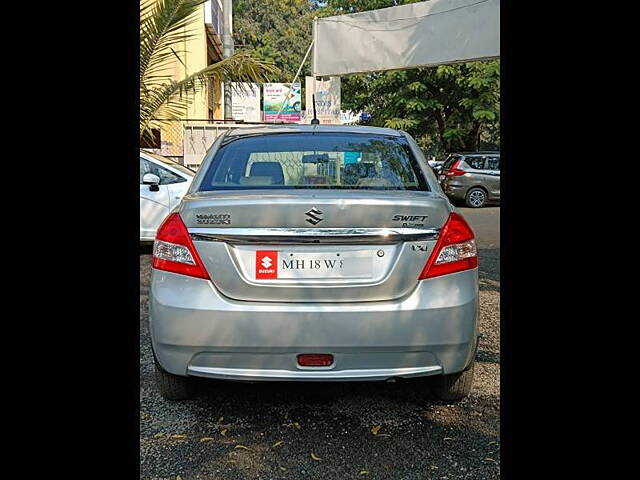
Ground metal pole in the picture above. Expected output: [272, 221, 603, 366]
[274, 40, 314, 122]
[312, 17, 318, 124]
[312, 17, 317, 79]
[223, 0, 234, 121]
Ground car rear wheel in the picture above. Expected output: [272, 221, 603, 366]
[432, 360, 475, 401]
[154, 359, 194, 400]
[465, 188, 487, 208]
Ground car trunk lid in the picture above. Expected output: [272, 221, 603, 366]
[180, 190, 450, 303]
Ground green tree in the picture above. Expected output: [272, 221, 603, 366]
[326, 0, 411, 13]
[234, 0, 319, 80]
[140, 0, 279, 138]
[343, 61, 500, 155]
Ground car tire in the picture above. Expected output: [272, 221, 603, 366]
[465, 188, 487, 208]
[154, 359, 194, 401]
[432, 360, 475, 401]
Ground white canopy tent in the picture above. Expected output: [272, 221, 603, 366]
[312, 0, 500, 77]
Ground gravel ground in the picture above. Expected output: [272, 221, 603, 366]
[140, 208, 500, 479]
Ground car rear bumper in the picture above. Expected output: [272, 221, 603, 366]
[186, 365, 444, 382]
[441, 182, 468, 200]
[149, 269, 479, 381]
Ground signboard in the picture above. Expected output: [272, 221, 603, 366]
[231, 82, 261, 122]
[305, 76, 341, 124]
[263, 83, 301, 122]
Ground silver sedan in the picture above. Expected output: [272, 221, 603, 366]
[149, 125, 479, 401]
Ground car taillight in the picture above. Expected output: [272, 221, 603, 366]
[418, 212, 477, 279]
[443, 160, 466, 176]
[444, 168, 466, 176]
[152, 213, 210, 279]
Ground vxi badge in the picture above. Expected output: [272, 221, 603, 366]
[305, 207, 324, 225]
[392, 214, 428, 227]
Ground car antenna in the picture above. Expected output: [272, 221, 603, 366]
[311, 93, 320, 125]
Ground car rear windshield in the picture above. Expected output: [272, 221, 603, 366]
[198, 133, 429, 191]
[443, 155, 462, 169]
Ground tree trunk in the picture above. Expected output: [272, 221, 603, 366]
[465, 122, 481, 151]
[434, 110, 447, 152]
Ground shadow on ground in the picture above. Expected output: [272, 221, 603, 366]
[478, 248, 500, 293]
[141, 377, 500, 480]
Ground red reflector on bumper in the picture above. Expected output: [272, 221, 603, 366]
[297, 354, 334, 367]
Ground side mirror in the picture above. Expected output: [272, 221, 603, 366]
[142, 173, 160, 191]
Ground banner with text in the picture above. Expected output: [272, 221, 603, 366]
[305, 76, 341, 124]
[263, 83, 301, 122]
[231, 82, 261, 122]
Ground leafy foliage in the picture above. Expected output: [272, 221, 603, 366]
[234, 0, 319, 80]
[140, 0, 279, 137]
[342, 60, 500, 156]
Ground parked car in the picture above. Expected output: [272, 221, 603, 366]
[428, 159, 444, 175]
[140, 150, 195, 241]
[439, 152, 500, 208]
[149, 125, 479, 401]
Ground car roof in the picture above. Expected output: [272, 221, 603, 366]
[225, 124, 403, 137]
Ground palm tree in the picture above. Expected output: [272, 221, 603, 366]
[140, 0, 278, 138]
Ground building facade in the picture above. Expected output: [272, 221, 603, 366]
[146, 0, 226, 159]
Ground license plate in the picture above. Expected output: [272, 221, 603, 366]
[255, 250, 372, 280]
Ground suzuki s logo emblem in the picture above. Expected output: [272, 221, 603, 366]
[305, 207, 323, 225]
[256, 251, 278, 279]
